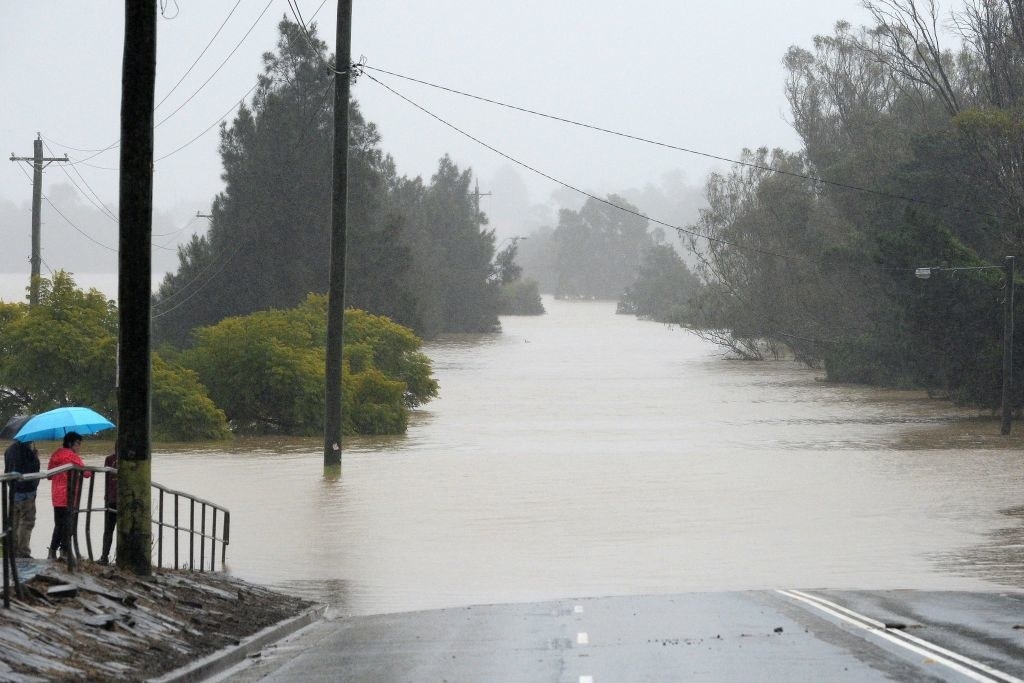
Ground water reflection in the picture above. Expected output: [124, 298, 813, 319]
[63, 299, 1024, 615]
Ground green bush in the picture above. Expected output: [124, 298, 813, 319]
[183, 295, 437, 435]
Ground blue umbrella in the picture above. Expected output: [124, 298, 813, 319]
[14, 407, 115, 442]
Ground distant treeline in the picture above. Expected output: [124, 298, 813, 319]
[680, 0, 1024, 409]
[516, 195, 703, 322]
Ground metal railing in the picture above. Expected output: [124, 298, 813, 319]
[152, 482, 230, 572]
[0, 464, 230, 606]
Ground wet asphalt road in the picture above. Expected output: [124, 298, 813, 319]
[221, 590, 1024, 682]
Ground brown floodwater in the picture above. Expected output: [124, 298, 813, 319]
[52, 298, 1024, 615]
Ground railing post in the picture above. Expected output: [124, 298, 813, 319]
[84, 472, 96, 561]
[64, 470, 77, 571]
[189, 499, 195, 571]
[199, 504, 207, 572]
[222, 510, 229, 568]
[211, 508, 218, 571]
[173, 493, 179, 570]
[157, 488, 164, 569]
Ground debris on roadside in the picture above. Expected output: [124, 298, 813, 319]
[0, 560, 311, 681]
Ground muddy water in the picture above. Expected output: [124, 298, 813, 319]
[70, 299, 1024, 615]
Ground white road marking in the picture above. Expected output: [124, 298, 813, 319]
[577, 632, 589, 645]
[778, 589, 1023, 683]
[574, 605, 584, 614]
[579, 677, 593, 683]
[787, 590, 1024, 683]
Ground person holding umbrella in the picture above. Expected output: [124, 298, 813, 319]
[46, 432, 92, 561]
[3, 420, 40, 558]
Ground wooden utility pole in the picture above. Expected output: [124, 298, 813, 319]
[9, 135, 68, 306]
[116, 0, 157, 574]
[324, 0, 353, 472]
[471, 181, 491, 235]
[1002, 255, 1015, 435]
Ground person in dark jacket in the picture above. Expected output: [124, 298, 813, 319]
[3, 440, 40, 557]
[98, 451, 117, 565]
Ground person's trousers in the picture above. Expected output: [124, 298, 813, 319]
[48, 506, 73, 557]
[100, 509, 116, 560]
[11, 497, 36, 557]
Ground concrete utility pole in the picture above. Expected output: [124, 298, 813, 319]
[1002, 255, 1015, 436]
[324, 0, 353, 473]
[116, 0, 157, 575]
[9, 135, 68, 306]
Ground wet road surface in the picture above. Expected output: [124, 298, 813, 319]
[222, 590, 1024, 682]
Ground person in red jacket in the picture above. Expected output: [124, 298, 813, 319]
[46, 432, 91, 561]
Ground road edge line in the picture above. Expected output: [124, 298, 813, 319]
[777, 590, 1001, 683]
[786, 590, 1023, 683]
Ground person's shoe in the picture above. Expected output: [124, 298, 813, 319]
[97, 556, 108, 565]
[47, 548, 57, 560]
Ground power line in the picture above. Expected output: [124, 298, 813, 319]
[287, 0, 328, 67]
[152, 238, 249, 318]
[359, 64, 1010, 226]
[153, 0, 275, 131]
[154, 0, 245, 111]
[309, 0, 328, 21]
[20, 147, 204, 255]
[44, 140, 119, 223]
[363, 70, 1008, 277]
[155, 81, 262, 161]
[153, 214, 199, 239]
[362, 72, 807, 265]
[51, 0, 274, 166]
[14, 162, 117, 253]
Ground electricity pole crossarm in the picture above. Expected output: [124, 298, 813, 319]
[9, 134, 70, 306]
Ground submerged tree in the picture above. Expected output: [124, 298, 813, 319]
[182, 295, 437, 436]
[494, 239, 544, 315]
[689, 3, 1024, 410]
[552, 196, 657, 300]
[618, 244, 702, 324]
[394, 156, 501, 337]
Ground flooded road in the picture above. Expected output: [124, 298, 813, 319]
[85, 299, 1024, 615]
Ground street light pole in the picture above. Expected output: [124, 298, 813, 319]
[916, 260, 1015, 434]
[1002, 255, 1015, 435]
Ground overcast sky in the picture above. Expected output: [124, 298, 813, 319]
[0, 0, 878, 298]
